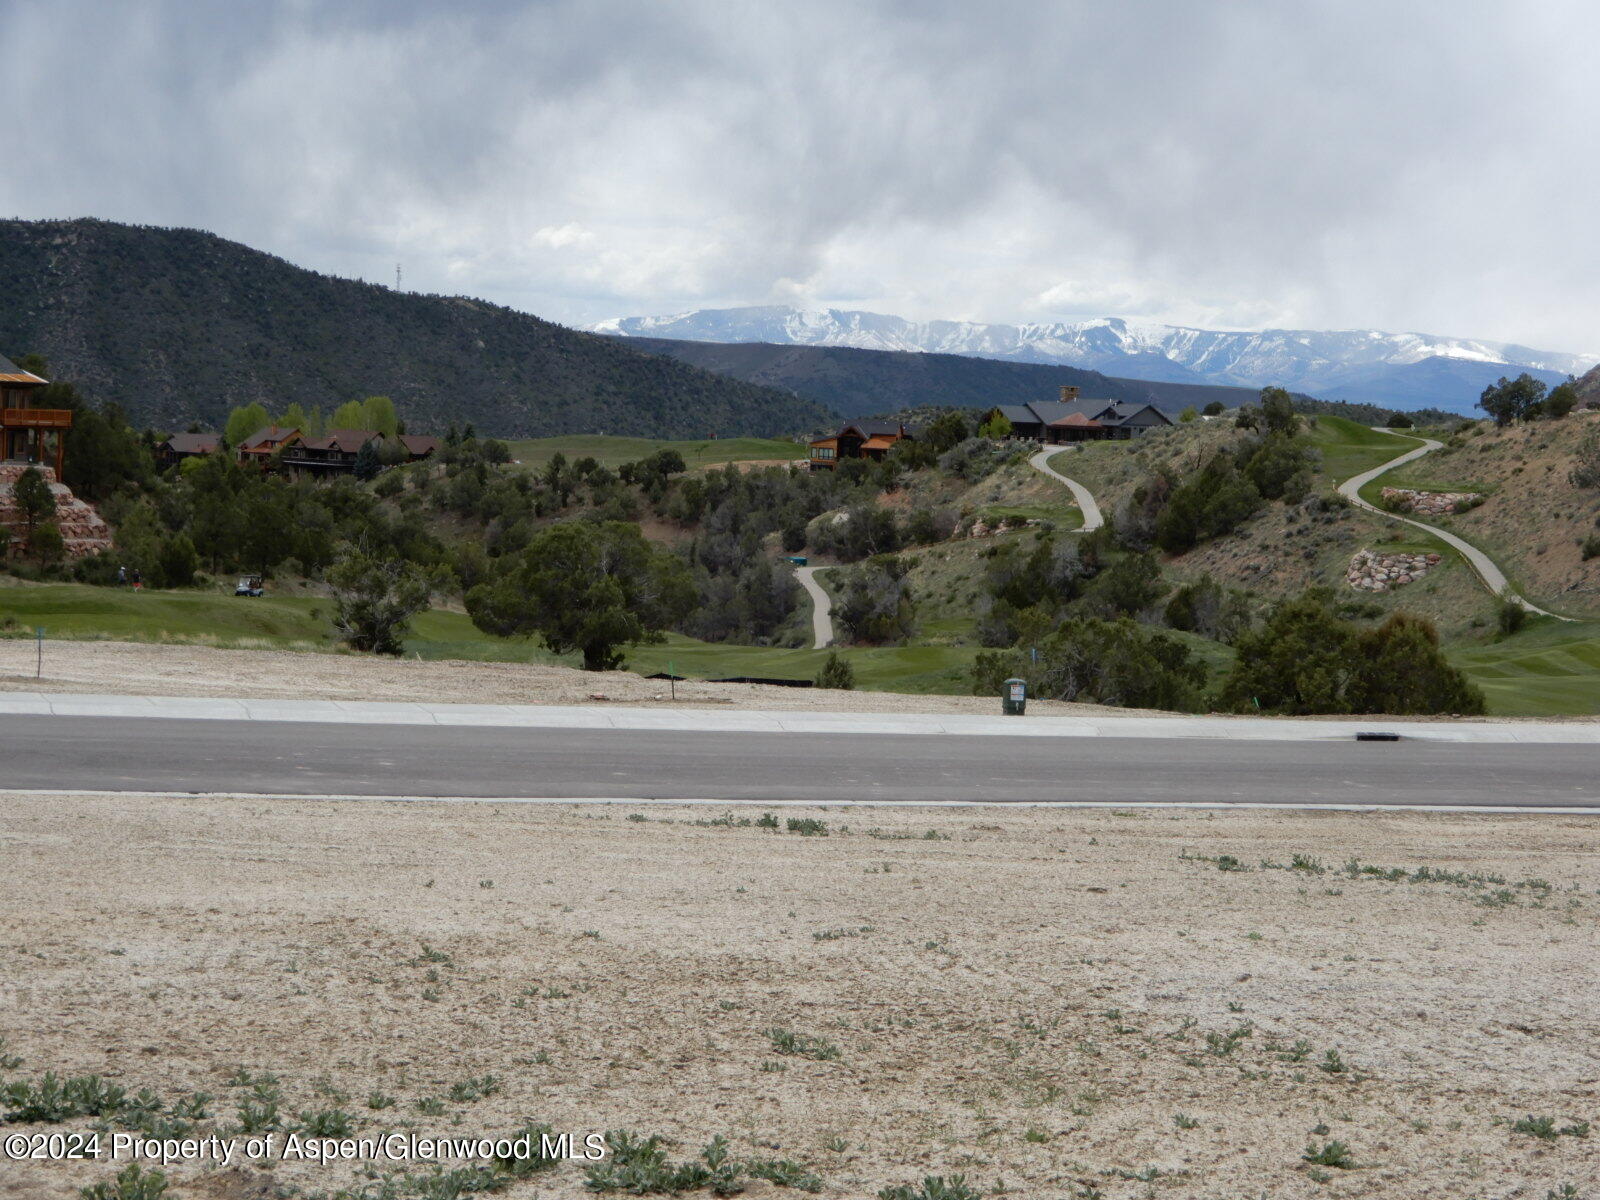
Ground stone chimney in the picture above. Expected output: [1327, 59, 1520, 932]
[1059, 385, 1080, 402]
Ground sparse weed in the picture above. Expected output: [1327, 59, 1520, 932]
[877, 1176, 984, 1200]
[447, 1075, 500, 1103]
[767, 1028, 841, 1061]
[79, 1164, 168, 1200]
[298, 1108, 355, 1138]
[1513, 1115, 1589, 1141]
[1302, 1140, 1354, 1168]
[1173, 1113, 1199, 1129]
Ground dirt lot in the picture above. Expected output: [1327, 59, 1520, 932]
[0, 636, 1129, 715]
[2, 796, 1596, 1198]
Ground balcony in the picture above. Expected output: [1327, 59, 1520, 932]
[1, 408, 73, 429]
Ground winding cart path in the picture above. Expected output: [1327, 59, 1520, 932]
[795, 564, 835, 648]
[1335, 428, 1567, 619]
[1028, 447, 1105, 532]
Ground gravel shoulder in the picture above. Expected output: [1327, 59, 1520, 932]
[2, 796, 1597, 1198]
[0, 636, 1136, 715]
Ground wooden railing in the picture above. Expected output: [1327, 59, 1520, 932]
[0, 408, 73, 428]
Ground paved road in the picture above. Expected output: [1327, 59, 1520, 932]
[1337, 429, 1567, 619]
[3, 714, 1596, 806]
[1028, 447, 1104, 532]
[794, 565, 835, 648]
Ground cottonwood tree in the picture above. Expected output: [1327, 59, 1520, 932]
[465, 520, 695, 670]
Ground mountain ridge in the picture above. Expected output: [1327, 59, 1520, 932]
[609, 335, 1288, 420]
[0, 218, 831, 437]
[599, 305, 1596, 412]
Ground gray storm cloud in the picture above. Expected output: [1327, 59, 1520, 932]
[1, 0, 1595, 348]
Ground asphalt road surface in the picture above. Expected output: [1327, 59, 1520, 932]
[2, 714, 1595, 807]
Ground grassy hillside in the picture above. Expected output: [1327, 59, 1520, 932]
[1367, 413, 1600, 617]
[509, 434, 805, 471]
[615, 335, 1272, 419]
[0, 218, 831, 438]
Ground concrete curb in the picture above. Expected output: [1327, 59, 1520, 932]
[3, 789, 1594, 814]
[1, 692, 1597, 743]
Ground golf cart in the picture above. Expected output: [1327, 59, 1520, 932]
[235, 575, 264, 597]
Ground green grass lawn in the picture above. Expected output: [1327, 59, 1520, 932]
[1307, 415, 1416, 486]
[1449, 619, 1600, 717]
[507, 435, 806, 472]
[626, 634, 981, 694]
[975, 501, 1085, 531]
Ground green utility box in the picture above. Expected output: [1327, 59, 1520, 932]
[1002, 677, 1026, 716]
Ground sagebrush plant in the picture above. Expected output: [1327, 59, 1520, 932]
[79, 1164, 168, 1200]
[584, 1129, 823, 1195]
[1302, 1140, 1354, 1168]
[766, 1027, 842, 1061]
[877, 1176, 984, 1200]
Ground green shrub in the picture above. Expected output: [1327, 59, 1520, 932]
[1302, 1140, 1354, 1168]
[1496, 591, 1529, 635]
[1154, 452, 1263, 554]
[1221, 591, 1484, 715]
[972, 617, 1206, 712]
[813, 651, 855, 690]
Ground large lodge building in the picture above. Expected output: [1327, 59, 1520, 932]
[0, 353, 70, 476]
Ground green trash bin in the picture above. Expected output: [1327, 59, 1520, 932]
[1002, 677, 1026, 716]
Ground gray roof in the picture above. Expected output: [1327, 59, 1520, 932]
[997, 398, 1173, 428]
[995, 404, 1040, 425]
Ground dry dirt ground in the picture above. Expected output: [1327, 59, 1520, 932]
[0, 637, 1130, 715]
[2, 797, 1596, 1199]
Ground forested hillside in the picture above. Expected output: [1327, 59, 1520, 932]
[611, 335, 1269, 417]
[0, 218, 829, 437]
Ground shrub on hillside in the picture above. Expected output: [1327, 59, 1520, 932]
[1570, 427, 1600, 489]
[1242, 432, 1315, 502]
[937, 437, 1020, 481]
[1153, 452, 1263, 554]
[1219, 590, 1485, 715]
[832, 556, 917, 645]
[1385, 412, 1414, 428]
[1079, 551, 1165, 618]
[1164, 574, 1253, 643]
[1496, 591, 1528, 636]
[971, 618, 1207, 711]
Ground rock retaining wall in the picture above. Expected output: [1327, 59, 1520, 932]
[1347, 548, 1442, 592]
[1381, 487, 1482, 516]
[0, 464, 114, 558]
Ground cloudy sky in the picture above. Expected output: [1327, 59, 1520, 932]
[2, 0, 1596, 348]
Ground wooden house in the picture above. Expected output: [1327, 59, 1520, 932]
[0, 354, 71, 477]
[808, 422, 913, 470]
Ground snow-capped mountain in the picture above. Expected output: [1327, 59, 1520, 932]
[596, 307, 1598, 411]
